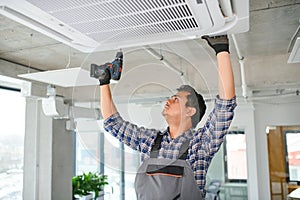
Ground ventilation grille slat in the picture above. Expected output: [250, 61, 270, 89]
[2, 0, 249, 52]
[19, 0, 252, 52]
[26, 0, 200, 42]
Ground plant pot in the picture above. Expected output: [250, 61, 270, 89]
[79, 193, 93, 200]
[95, 191, 105, 200]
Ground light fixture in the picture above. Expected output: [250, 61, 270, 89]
[19, 67, 99, 87]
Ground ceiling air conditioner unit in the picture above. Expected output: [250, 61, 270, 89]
[0, 0, 249, 53]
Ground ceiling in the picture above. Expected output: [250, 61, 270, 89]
[0, 0, 300, 105]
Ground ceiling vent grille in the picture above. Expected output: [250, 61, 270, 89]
[0, 0, 249, 52]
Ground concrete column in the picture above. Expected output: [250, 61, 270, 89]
[23, 98, 73, 200]
[23, 97, 39, 200]
[52, 119, 73, 200]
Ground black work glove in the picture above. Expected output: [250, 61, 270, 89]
[202, 35, 229, 55]
[98, 65, 111, 86]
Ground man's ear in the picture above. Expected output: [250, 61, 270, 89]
[186, 107, 196, 117]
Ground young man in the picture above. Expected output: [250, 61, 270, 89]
[99, 35, 236, 199]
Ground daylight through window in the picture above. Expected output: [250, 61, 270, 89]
[0, 87, 25, 199]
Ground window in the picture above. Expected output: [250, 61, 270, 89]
[283, 130, 300, 184]
[103, 132, 122, 200]
[124, 145, 140, 200]
[224, 130, 247, 183]
[76, 131, 100, 174]
[75, 129, 140, 200]
[0, 86, 26, 199]
[103, 132, 140, 200]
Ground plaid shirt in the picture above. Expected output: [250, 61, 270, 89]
[104, 96, 236, 196]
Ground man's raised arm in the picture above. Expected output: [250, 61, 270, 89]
[100, 84, 117, 120]
[97, 66, 118, 120]
[202, 35, 235, 100]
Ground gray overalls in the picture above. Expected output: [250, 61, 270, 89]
[135, 133, 203, 200]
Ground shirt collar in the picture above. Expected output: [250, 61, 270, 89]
[162, 127, 194, 142]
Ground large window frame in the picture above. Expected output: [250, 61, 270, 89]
[0, 85, 26, 199]
[283, 130, 300, 185]
[223, 130, 247, 183]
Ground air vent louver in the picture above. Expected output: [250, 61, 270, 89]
[0, 0, 249, 52]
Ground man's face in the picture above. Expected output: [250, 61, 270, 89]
[162, 91, 190, 120]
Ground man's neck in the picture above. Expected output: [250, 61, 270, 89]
[168, 123, 192, 139]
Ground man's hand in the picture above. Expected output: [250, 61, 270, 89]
[99, 67, 111, 86]
[202, 35, 229, 55]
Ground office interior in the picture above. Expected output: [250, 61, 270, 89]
[0, 0, 300, 199]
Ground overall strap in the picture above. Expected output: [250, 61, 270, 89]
[178, 139, 191, 160]
[150, 132, 163, 158]
[150, 132, 191, 160]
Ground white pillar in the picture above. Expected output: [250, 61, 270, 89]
[23, 98, 73, 200]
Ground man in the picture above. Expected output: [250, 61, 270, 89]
[99, 35, 236, 199]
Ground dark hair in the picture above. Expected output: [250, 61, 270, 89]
[177, 85, 206, 128]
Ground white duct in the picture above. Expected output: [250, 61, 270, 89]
[143, 46, 187, 84]
[231, 34, 247, 98]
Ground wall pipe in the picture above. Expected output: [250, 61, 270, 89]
[143, 45, 187, 84]
[231, 34, 248, 98]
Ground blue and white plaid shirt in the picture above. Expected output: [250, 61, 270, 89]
[104, 95, 236, 196]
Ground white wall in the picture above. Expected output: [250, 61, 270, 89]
[253, 98, 300, 200]
[231, 101, 258, 200]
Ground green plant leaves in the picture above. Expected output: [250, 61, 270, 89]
[72, 172, 109, 200]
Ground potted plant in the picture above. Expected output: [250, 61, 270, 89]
[72, 172, 109, 200]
